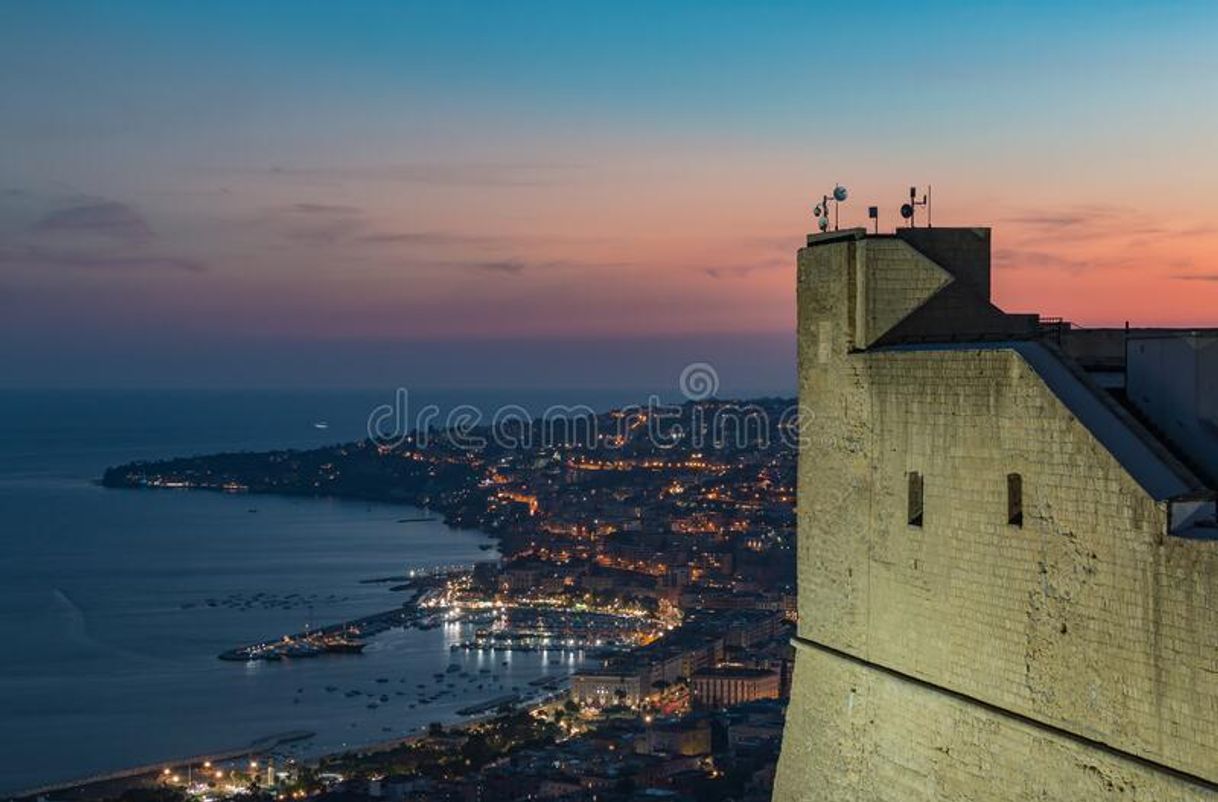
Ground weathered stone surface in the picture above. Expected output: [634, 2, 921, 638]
[775, 644, 1217, 801]
[775, 231, 1218, 800]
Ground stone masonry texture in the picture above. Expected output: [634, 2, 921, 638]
[773, 234, 1218, 801]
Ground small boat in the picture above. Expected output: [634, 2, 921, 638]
[283, 642, 324, 658]
[322, 638, 366, 655]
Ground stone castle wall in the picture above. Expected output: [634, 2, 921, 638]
[774, 235, 1218, 800]
[778, 645, 1214, 801]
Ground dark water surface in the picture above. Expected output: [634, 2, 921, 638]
[0, 389, 639, 793]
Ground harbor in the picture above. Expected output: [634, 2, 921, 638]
[218, 608, 411, 662]
[217, 566, 470, 662]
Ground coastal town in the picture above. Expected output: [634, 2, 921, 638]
[56, 398, 799, 802]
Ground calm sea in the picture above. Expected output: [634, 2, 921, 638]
[0, 389, 646, 794]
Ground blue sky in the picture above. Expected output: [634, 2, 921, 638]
[2, 1, 1216, 389]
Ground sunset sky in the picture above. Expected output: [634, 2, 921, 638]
[2, 1, 1216, 390]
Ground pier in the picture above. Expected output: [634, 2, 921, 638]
[218, 565, 472, 662]
[218, 606, 418, 662]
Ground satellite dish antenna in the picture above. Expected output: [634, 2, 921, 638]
[900, 203, 914, 220]
[811, 183, 849, 233]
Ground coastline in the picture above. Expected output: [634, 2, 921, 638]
[31, 396, 791, 798]
[10, 731, 317, 801]
[11, 687, 539, 801]
[97, 480, 510, 552]
[0, 484, 515, 797]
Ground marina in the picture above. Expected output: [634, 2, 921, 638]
[218, 609, 410, 662]
[218, 566, 474, 662]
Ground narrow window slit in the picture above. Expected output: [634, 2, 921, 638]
[907, 471, 924, 527]
[1008, 473, 1023, 527]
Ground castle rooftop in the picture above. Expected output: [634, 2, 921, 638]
[802, 225, 1218, 531]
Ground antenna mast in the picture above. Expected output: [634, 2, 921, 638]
[813, 184, 849, 233]
[900, 186, 930, 228]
